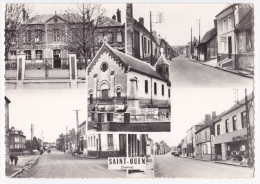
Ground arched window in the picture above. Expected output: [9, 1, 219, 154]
[100, 83, 109, 98]
[89, 91, 93, 104]
[117, 88, 121, 98]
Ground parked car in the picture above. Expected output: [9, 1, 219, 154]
[171, 151, 180, 156]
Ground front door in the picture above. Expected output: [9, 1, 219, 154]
[228, 37, 232, 59]
[53, 49, 61, 68]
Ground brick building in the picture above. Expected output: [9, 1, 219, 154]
[87, 40, 171, 132]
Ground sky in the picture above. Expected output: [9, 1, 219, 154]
[5, 89, 87, 143]
[149, 87, 254, 147]
[29, 3, 227, 46]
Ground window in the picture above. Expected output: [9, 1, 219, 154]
[90, 94, 93, 104]
[168, 89, 170, 98]
[10, 51, 16, 56]
[53, 29, 59, 41]
[100, 62, 108, 72]
[25, 50, 31, 60]
[228, 16, 232, 30]
[144, 37, 147, 54]
[35, 29, 42, 42]
[217, 124, 220, 135]
[35, 50, 43, 60]
[204, 144, 208, 154]
[117, 32, 123, 42]
[88, 137, 90, 147]
[166, 66, 169, 73]
[233, 116, 237, 131]
[107, 32, 113, 43]
[223, 19, 226, 32]
[226, 119, 229, 133]
[93, 136, 95, 147]
[145, 80, 148, 93]
[107, 134, 113, 150]
[246, 30, 253, 50]
[148, 40, 150, 54]
[102, 89, 108, 98]
[154, 82, 157, 95]
[116, 88, 121, 98]
[162, 85, 164, 96]
[241, 111, 246, 128]
[221, 41, 226, 52]
[205, 131, 207, 142]
[91, 137, 92, 147]
[26, 30, 31, 42]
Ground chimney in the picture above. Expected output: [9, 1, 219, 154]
[116, 9, 121, 23]
[212, 111, 216, 120]
[214, 19, 217, 28]
[139, 17, 144, 26]
[112, 15, 116, 20]
[126, 3, 133, 18]
[204, 114, 211, 124]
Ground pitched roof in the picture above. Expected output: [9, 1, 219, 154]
[215, 4, 238, 17]
[89, 42, 170, 82]
[154, 54, 170, 66]
[200, 27, 217, 44]
[98, 16, 123, 27]
[236, 8, 253, 28]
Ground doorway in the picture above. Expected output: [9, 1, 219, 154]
[53, 49, 61, 68]
[228, 37, 232, 59]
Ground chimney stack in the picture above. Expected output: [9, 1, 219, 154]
[139, 17, 144, 26]
[214, 19, 217, 28]
[126, 3, 133, 18]
[116, 9, 121, 23]
[112, 15, 116, 20]
[212, 111, 216, 120]
[204, 114, 211, 124]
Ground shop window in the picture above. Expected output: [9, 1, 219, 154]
[241, 111, 246, 128]
[145, 80, 148, 93]
[117, 31, 123, 43]
[246, 29, 253, 50]
[154, 82, 157, 95]
[233, 116, 237, 131]
[25, 50, 31, 60]
[35, 50, 43, 60]
[225, 119, 229, 133]
[162, 85, 164, 96]
[217, 125, 220, 135]
[101, 89, 108, 99]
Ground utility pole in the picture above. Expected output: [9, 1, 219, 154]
[150, 11, 153, 65]
[198, 19, 200, 61]
[245, 89, 253, 166]
[73, 110, 81, 150]
[191, 28, 192, 58]
[31, 124, 33, 154]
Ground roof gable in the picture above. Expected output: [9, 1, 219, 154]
[236, 8, 253, 28]
[200, 27, 217, 44]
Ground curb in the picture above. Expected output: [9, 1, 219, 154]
[188, 59, 253, 79]
[74, 154, 98, 159]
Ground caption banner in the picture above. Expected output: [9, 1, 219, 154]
[108, 157, 147, 170]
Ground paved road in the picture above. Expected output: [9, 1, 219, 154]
[170, 56, 253, 88]
[154, 155, 254, 178]
[16, 149, 126, 178]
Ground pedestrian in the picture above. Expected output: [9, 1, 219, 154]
[13, 155, 18, 166]
[64, 149, 66, 154]
[10, 154, 14, 166]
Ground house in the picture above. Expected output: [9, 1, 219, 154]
[126, 3, 166, 65]
[87, 40, 171, 132]
[195, 112, 217, 161]
[9, 126, 26, 154]
[197, 20, 218, 61]
[78, 121, 87, 153]
[146, 138, 154, 156]
[216, 3, 254, 70]
[5, 96, 11, 167]
[181, 138, 187, 156]
[87, 133, 126, 158]
[213, 93, 254, 164]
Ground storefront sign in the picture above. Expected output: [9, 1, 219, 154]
[140, 108, 158, 115]
[232, 134, 247, 141]
[96, 105, 124, 111]
[108, 157, 146, 170]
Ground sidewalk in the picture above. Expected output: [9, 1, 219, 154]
[180, 155, 251, 168]
[5, 155, 40, 178]
[127, 156, 155, 178]
[189, 58, 253, 78]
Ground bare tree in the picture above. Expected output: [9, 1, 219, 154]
[4, 4, 32, 61]
[64, 4, 106, 67]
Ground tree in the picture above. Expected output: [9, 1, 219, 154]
[64, 4, 106, 67]
[4, 4, 32, 61]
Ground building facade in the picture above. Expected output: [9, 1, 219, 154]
[9, 126, 26, 153]
[87, 41, 171, 132]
